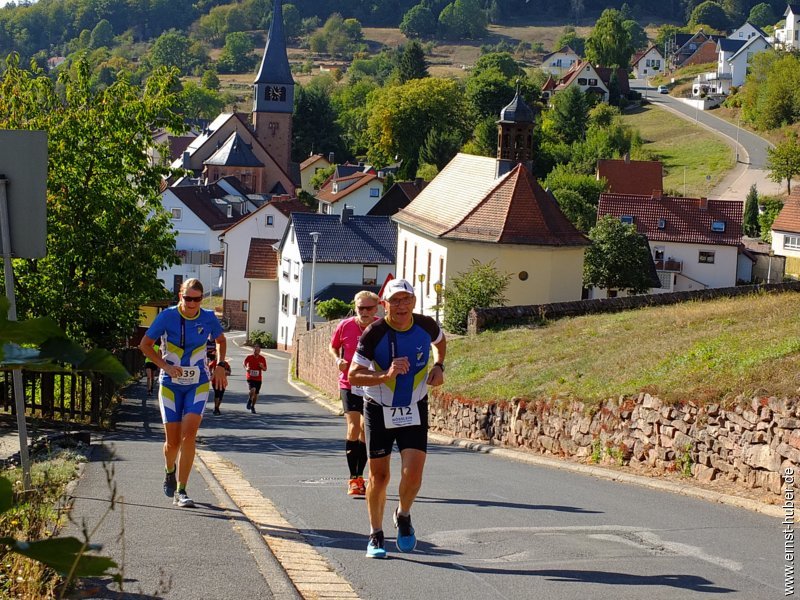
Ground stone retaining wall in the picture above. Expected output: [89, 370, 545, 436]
[429, 391, 798, 497]
[468, 281, 800, 335]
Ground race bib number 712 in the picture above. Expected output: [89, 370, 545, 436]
[383, 404, 421, 429]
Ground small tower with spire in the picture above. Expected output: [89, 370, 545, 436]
[496, 82, 536, 178]
[253, 0, 294, 176]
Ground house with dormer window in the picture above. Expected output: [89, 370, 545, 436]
[273, 208, 396, 348]
[597, 192, 745, 294]
[315, 171, 384, 215]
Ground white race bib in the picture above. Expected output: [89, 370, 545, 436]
[174, 366, 200, 385]
[249, 369, 261, 378]
[383, 404, 421, 429]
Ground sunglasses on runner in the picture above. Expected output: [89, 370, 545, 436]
[182, 296, 203, 303]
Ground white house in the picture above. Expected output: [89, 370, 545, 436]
[299, 153, 332, 195]
[540, 45, 580, 76]
[728, 34, 772, 87]
[729, 22, 767, 41]
[630, 45, 665, 80]
[274, 208, 396, 348]
[775, 4, 800, 50]
[597, 193, 745, 294]
[218, 195, 312, 331]
[770, 189, 800, 279]
[694, 33, 771, 95]
[316, 171, 384, 215]
[158, 177, 257, 296]
[541, 61, 630, 104]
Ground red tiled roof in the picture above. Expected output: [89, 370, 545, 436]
[772, 189, 800, 234]
[300, 154, 328, 170]
[598, 193, 744, 246]
[244, 238, 279, 279]
[269, 195, 314, 217]
[316, 172, 379, 204]
[597, 159, 663, 195]
[445, 164, 589, 246]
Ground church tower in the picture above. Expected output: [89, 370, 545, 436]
[253, 0, 294, 176]
[496, 84, 536, 178]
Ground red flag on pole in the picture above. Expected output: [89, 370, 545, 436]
[377, 272, 394, 299]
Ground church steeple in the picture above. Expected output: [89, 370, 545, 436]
[496, 82, 536, 178]
[253, 0, 295, 177]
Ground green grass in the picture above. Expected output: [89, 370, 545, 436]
[441, 291, 800, 406]
[623, 104, 734, 197]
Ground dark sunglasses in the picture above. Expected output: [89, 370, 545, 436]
[182, 296, 203, 303]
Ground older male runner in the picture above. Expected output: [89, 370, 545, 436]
[349, 278, 446, 558]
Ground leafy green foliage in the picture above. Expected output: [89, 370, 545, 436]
[419, 127, 464, 170]
[217, 31, 256, 73]
[400, 5, 437, 39]
[149, 30, 194, 74]
[740, 51, 800, 131]
[584, 215, 655, 294]
[366, 77, 469, 178]
[292, 82, 346, 163]
[0, 54, 182, 348]
[690, 1, 730, 30]
[547, 85, 591, 144]
[443, 260, 511, 335]
[551, 188, 597, 232]
[308, 14, 364, 58]
[316, 298, 353, 320]
[767, 131, 800, 194]
[748, 2, 776, 28]
[585, 9, 634, 68]
[757, 195, 784, 242]
[555, 26, 585, 56]
[437, 0, 487, 40]
[248, 330, 277, 348]
[397, 41, 429, 84]
[310, 165, 336, 191]
[743, 184, 760, 237]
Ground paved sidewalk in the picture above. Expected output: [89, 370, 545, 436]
[63, 380, 299, 600]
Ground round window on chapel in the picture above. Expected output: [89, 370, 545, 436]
[519, 271, 528, 281]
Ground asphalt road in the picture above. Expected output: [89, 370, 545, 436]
[196, 341, 785, 600]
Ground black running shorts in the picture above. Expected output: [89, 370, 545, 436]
[363, 398, 428, 458]
[247, 380, 262, 393]
[340, 389, 365, 413]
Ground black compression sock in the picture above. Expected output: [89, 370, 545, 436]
[346, 440, 360, 477]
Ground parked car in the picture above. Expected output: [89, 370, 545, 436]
[658, 85, 668, 94]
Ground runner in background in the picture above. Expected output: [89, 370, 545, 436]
[243, 344, 267, 414]
[329, 290, 380, 496]
[207, 346, 231, 416]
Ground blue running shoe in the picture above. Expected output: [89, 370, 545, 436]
[393, 508, 417, 553]
[163, 469, 177, 497]
[365, 531, 387, 559]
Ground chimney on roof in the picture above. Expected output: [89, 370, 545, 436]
[182, 151, 191, 170]
[341, 205, 352, 224]
[328, 152, 335, 163]
[699, 197, 708, 210]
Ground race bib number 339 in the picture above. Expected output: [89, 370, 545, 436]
[175, 367, 200, 385]
[383, 404, 421, 429]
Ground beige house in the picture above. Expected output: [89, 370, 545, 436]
[299, 153, 332, 195]
[771, 189, 800, 279]
[392, 154, 589, 314]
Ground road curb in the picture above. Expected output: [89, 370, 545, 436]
[287, 373, 783, 519]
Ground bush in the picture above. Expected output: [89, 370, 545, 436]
[315, 298, 353, 320]
[248, 330, 277, 349]
[442, 259, 511, 334]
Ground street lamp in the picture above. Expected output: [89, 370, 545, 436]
[417, 273, 425, 315]
[308, 231, 320, 329]
[433, 280, 443, 325]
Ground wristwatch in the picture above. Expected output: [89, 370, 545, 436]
[434, 362, 445, 372]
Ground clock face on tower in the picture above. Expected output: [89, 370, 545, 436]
[265, 85, 286, 102]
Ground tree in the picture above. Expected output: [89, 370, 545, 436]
[583, 215, 654, 295]
[201, 68, 220, 90]
[655, 24, 681, 49]
[0, 54, 183, 347]
[292, 83, 346, 163]
[149, 29, 191, 74]
[365, 77, 470, 179]
[552, 188, 596, 232]
[462, 115, 497, 157]
[585, 9, 633, 68]
[465, 67, 515, 119]
[419, 127, 463, 170]
[442, 259, 511, 335]
[623, 19, 648, 51]
[767, 132, 800, 194]
[748, 3, 776, 28]
[690, 1, 730, 30]
[316, 298, 353, 320]
[180, 81, 226, 119]
[743, 184, 760, 237]
[548, 85, 590, 144]
[543, 164, 606, 227]
[282, 3, 302, 39]
[472, 52, 524, 79]
[397, 41, 429, 84]
[400, 4, 437, 39]
[556, 26, 585, 56]
[757, 196, 784, 242]
[217, 31, 255, 73]
[740, 52, 800, 131]
[90, 19, 114, 49]
[438, 0, 487, 40]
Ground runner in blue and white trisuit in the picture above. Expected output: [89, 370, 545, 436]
[349, 278, 446, 559]
[139, 278, 227, 508]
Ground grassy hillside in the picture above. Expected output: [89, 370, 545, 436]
[622, 104, 734, 197]
[442, 291, 800, 406]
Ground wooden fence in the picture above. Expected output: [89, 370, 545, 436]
[0, 347, 144, 425]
